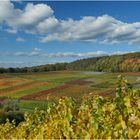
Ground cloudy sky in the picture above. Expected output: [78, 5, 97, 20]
[0, 1, 140, 68]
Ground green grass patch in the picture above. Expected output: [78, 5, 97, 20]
[19, 100, 49, 111]
[5, 83, 60, 98]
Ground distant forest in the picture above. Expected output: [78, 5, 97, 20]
[0, 52, 140, 73]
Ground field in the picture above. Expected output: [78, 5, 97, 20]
[0, 77, 139, 139]
[0, 71, 140, 112]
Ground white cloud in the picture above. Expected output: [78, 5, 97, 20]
[1, 1, 140, 46]
[0, 61, 51, 68]
[10, 50, 108, 58]
[5, 28, 17, 34]
[1, 49, 130, 58]
[16, 37, 26, 42]
[0, 0, 13, 23]
[34, 47, 42, 51]
[12, 3, 53, 28]
[0, 50, 133, 68]
[0, 0, 53, 29]
[39, 15, 122, 43]
[37, 15, 140, 45]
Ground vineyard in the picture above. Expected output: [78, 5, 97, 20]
[0, 76, 139, 139]
[0, 0, 140, 138]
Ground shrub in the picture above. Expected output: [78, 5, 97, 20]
[0, 76, 139, 139]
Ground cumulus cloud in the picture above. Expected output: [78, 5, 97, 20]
[12, 3, 53, 28]
[16, 37, 26, 42]
[0, 0, 53, 29]
[1, 1, 140, 45]
[42, 16, 119, 42]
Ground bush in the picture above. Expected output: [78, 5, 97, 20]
[0, 112, 24, 126]
[3, 100, 20, 112]
[0, 76, 139, 139]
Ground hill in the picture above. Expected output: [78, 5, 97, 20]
[67, 52, 140, 72]
[0, 52, 140, 73]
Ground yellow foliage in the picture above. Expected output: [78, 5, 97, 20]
[0, 76, 139, 139]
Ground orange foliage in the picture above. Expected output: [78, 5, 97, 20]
[120, 58, 140, 72]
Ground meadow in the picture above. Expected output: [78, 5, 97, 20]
[0, 71, 140, 112]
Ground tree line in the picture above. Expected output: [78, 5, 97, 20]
[0, 52, 140, 73]
[67, 52, 140, 72]
[0, 63, 68, 73]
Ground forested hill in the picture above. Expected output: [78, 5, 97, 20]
[0, 52, 140, 73]
[67, 52, 140, 72]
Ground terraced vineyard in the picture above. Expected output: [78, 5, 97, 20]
[0, 71, 140, 111]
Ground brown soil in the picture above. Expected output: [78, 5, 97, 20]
[122, 72, 140, 76]
[20, 84, 71, 100]
[20, 79, 93, 100]
[98, 89, 115, 97]
[0, 81, 48, 95]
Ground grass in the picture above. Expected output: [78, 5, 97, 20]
[5, 82, 60, 98]
[0, 71, 139, 111]
[19, 100, 49, 112]
[37, 85, 92, 101]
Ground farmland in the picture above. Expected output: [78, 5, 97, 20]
[0, 71, 140, 112]
[0, 76, 140, 139]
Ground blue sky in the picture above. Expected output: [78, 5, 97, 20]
[0, 1, 140, 67]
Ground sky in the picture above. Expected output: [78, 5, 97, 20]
[0, 0, 140, 68]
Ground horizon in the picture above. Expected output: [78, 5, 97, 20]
[0, 51, 139, 69]
[0, 1, 140, 68]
